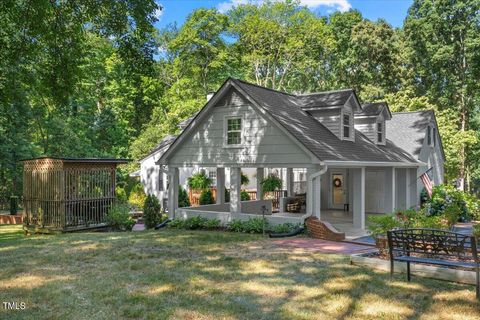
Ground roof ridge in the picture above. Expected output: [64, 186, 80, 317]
[296, 88, 354, 96]
[392, 110, 433, 115]
[230, 78, 297, 97]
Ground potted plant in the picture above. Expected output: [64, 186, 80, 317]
[260, 174, 282, 200]
[367, 214, 402, 256]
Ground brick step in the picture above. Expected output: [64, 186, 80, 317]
[305, 217, 345, 241]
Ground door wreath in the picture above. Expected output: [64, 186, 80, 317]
[333, 178, 342, 188]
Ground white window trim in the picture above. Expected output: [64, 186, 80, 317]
[223, 115, 244, 148]
[340, 109, 355, 141]
[427, 125, 434, 147]
[376, 121, 386, 145]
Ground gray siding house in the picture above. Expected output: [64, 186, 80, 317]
[149, 78, 444, 234]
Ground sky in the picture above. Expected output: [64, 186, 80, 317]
[154, 0, 414, 31]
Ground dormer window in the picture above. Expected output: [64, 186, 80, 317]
[433, 127, 436, 146]
[343, 113, 351, 139]
[427, 126, 432, 146]
[377, 122, 384, 144]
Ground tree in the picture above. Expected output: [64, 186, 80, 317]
[404, 0, 480, 190]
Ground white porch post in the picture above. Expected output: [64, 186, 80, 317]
[230, 167, 241, 214]
[256, 167, 264, 200]
[306, 168, 314, 216]
[286, 168, 294, 197]
[167, 166, 179, 219]
[385, 167, 396, 213]
[353, 167, 365, 229]
[313, 174, 321, 219]
[216, 167, 225, 204]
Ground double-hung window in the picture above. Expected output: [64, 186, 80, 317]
[343, 113, 351, 139]
[226, 118, 242, 145]
[377, 122, 383, 143]
[427, 126, 432, 145]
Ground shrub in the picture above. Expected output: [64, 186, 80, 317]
[367, 214, 402, 239]
[199, 189, 215, 205]
[203, 218, 220, 229]
[272, 223, 301, 233]
[167, 217, 220, 230]
[178, 187, 190, 207]
[168, 219, 185, 229]
[107, 203, 135, 231]
[473, 224, 480, 237]
[183, 216, 209, 229]
[241, 171, 250, 186]
[227, 218, 269, 233]
[424, 184, 471, 221]
[115, 187, 127, 203]
[187, 172, 212, 190]
[143, 195, 162, 229]
[128, 184, 146, 210]
[260, 174, 283, 193]
[241, 190, 251, 201]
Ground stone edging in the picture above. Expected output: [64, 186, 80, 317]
[350, 252, 477, 285]
[0, 214, 23, 225]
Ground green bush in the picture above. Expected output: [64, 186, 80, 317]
[241, 171, 249, 186]
[178, 187, 190, 207]
[424, 184, 473, 222]
[187, 172, 212, 190]
[227, 218, 269, 233]
[143, 195, 162, 229]
[367, 214, 402, 238]
[167, 217, 220, 230]
[260, 174, 283, 193]
[9, 196, 18, 215]
[199, 189, 215, 205]
[107, 203, 135, 231]
[115, 187, 128, 203]
[128, 184, 146, 210]
[272, 223, 301, 233]
[473, 224, 480, 237]
[241, 190, 251, 201]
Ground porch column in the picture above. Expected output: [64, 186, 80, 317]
[256, 167, 264, 200]
[352, 167, 365, 229]
[216, 167, 225, 204]
[230, 167, 241, 214]
[167, 166, 179, 219]
[385, 167, 396, 213]
[306, 168, 314, 216]
[286, 167, 294, 196]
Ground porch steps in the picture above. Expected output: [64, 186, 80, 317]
[305, 217, 345, 242]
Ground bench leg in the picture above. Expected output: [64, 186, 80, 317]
[390, 258, 394, 278]
[476, 267, 479, 300]
[407, 262, 411, 282]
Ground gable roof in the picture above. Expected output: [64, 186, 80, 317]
[358, 102, 392, 120]
[230, 79, 419, 163]
[158, 78, 423, 166]
[140, 135, 177, 162]
[386, 110, 444, 160]
[297, 89, 356, 109]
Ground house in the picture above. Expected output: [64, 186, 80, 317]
[151, 78, 444, 234]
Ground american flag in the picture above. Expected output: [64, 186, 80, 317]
[420, 168, 434, 197]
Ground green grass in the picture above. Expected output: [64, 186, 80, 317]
[0, 225, 479, 319]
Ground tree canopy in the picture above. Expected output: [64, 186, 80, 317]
[1, 0, 480, 200]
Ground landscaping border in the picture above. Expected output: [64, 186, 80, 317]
[0, 214, 23, 225]
[350, 253, 477, 285]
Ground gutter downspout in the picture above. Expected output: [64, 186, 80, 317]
[306, 164, 328, 219]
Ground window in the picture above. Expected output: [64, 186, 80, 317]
[208, 171, 217, 186]
[377, 122, 383, 143]
[433, 127, 436, 146]
[158, 173, 164, 191]
[343, 113, 351, 139]
[227, 118, 242, 145]
[427, 126, 432, 145]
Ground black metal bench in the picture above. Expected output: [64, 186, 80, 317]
[387, 228, 479, 299]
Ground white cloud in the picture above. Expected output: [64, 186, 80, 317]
[217, 0, 352, 13]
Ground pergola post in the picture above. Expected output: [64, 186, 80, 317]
[216, 167, 225, 204]
[230, 167, 241, 214]
[353, 167, 365, 229]
[286, 167, 294, 197]
[168, 166, 179, 219]
[256, 167, 264, 200]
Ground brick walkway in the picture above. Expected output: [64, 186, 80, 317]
[132, 223, 145, 231]
[272, 238, 375, 254]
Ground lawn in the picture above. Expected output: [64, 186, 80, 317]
[0, 225, 478, 320]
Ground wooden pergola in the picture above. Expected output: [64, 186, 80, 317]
[22, 157, 128, 233]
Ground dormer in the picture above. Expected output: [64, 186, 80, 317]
[300, 89, 362, 141]
[354, 102, 392, 145]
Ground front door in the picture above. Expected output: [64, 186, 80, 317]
[330, 171, 346, 209]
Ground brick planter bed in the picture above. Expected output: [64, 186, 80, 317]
[305, 217, 345, 241]
[0, 214, 23, 224]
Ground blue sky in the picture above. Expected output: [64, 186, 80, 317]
[154, 0, 413, 30]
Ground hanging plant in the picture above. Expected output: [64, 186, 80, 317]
[187, 172, 212, 190]
[260, 174, 283, 193]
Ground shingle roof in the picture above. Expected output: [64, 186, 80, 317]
[297, 89, 355, 109]
[358, 102, 392, 118]
[386, 111, 433, 157]
[231, 78, 419, 163]
[141, 135, 177, 162]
